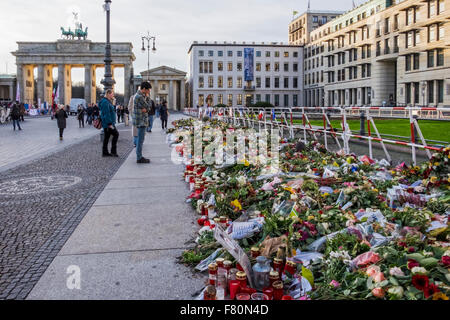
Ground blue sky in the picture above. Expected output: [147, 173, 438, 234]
[0, 0, 357, 93]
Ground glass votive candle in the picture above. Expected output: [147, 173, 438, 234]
[229, 280, 240, 300]
[272, 281, 284, 301]
[251, 293, 269, 301]
[236, 271, 247, 288]
[236, 293, 250, 301]
[263, 287, 274, 300]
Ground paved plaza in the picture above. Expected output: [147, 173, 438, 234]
[0, 116, 101, 173]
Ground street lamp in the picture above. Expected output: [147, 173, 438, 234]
[101, 0, 116, 92]
[141, 31, 157, 81]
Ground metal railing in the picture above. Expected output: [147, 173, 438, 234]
[184, 106, 449, 165]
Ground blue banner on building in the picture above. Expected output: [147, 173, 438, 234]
[244, 48, 254, 82]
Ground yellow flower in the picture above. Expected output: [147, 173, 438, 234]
[322, 160, 327, 165]
[333, 162, 339, 167]
[432, 292, 449, 300]
[430, 176, 438, 183]
[434, 162, 440, 166]
[244, 160, 250, 167]
[284, 187, 296, 195]
[322, 193, 330, 197]
[373, 188, 379, 193]
[307, 215, 315, 221]
[231, 200, 242, 211]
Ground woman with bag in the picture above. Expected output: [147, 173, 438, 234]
[99, 89, 119, 157]
[55, 105, 68, 140]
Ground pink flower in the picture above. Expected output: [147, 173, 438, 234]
[330, 280, 340, 288]
[389, 267, 405, 277]
[372, 287, 385, 298]
[372, 272, 386, 283]
[366, 265, 380, 277]
[354, 251, 381, 268]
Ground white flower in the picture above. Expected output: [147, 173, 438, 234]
[443, 250, 450, 257]
[236, 176, 247, 186]
[423, 251, 434, 257]
[411, 267, 427, 275]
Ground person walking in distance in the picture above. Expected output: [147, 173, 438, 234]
[86, 104, 93, 125]
[11, 103, 22, 131]
[19, 103, 26, 122]
[146, 98, 156, 133]
[160, 100, 169, 132]
[133, 81, 152, 164]
[77, 104, 85, 128]
[128, 87, 140, 148]
[99, 89, 119, 157]
[55, 105, 68, 140]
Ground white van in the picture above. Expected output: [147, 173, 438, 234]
[69, 98, 87, 115]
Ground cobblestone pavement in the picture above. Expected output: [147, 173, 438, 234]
[0, 127, 133, 300]
[0, 116, 101, 173]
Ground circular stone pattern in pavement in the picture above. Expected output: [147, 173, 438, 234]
[0, 175, 82, 195]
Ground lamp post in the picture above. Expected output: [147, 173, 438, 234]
[101, 0, 115, 92]
[141, 31, 157, 81]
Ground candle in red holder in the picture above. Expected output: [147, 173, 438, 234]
[250, 247, 260, 258]
[284, 260, 297, 275]
[208, 263, 218, 286]
[273, 258, 284, 275]
[229, 280, 240, 300]
[282, 295, 293, 300]
[215, 258, 225, 269]
[223, 260, 232, 275]
[201, 204, 208, 216]
[269, 270, 280, 286]
[204, 285, 216, 300]
[272, 281, 284, 300]
[236, 271, 247, 288]
[236, 263, 244, 272]
[263, 287, 274, 300]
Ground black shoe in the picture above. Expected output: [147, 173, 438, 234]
[137, 158, 150, 164]
[111, 153, 119, 157]
[103, 153, 112, 157]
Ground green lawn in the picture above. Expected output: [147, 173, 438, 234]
[295, 119, 450, 144]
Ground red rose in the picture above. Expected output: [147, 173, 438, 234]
[408, 247, 415, 253]
[398, 242, 407, 248]
[441, 256, 450, 267]
[423, 283, 440, 299]
[412, 274, 429, 291]
[407, 259, 420, 270]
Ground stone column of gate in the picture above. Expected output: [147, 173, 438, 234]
[37, 64, 45, 106]
[57, 64, 66, 106]
[124, 64, 132, 104]
[180, 80, 186, 111]
[84, 64, 93, 104]
[9, 85, 14, 102]
[44, 65, 53, 105]
[169, 80, 174, 110]
[154, 80, 159, 103]
[64, 65, 72, 106]
[23, 65, 35, 105]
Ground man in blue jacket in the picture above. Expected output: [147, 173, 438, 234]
[99, 89, 119, 157]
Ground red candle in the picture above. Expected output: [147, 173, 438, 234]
[272, 281, 284, 301]
[282, 295, 293, 300]
[269, 271, 280, 286]
[236, 271, 247, 288]
[229, 280, 240, 300]
[263, 287, 274, 300]
[208, 263, 218, 286]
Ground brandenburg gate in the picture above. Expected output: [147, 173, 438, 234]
[12, 40, 136, 105]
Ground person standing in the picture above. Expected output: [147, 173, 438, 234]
[133, 81, 152, 164]
[87, 104, 93, 125]
[19, 103, 25, 122]
[11, 103, 22, 131]
[128, 87, 140, 147]
[160, 100, 169, 132]
[146, 99, 156, 133]
[116, 105, 122, 123]
[99, 89, 119, 157]
[55, 105, 68, 140]
[93, 104, 100, 120]
[77, 104, 85, 128]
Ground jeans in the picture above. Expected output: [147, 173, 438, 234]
[59, 128, 64, 138]
[133, 136, 138, 147]
[147, 115, 154, 132]
[13, 120, 21, 130]
[136, 127, 146, 160]
[161, 119, 167, 130]
[103, 127, 119, 155]
[79, 118, 85, 128]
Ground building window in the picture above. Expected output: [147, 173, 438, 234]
[237, 94, 243, 105]
[274, 94, 280, 107]
[313, 16, 318, 23]
[275, 51, 280, 58]
[265, 94, 271, 103]
[293, 63, 298, 72]
[256, 51, 261, 57]
[406, 55, 411, 71]
[406, 84, 411, 104]
[208, 76, 214, 88]
[414, 82, 420, 104]
[199, 50, 204, 57]
[284, 52, 289, 58]
[265, 63, 271, 72]
[428, 81, 434, 103]
[228, 77, 233, 88]
[199, 62, 204, 73]
[237, 62, 243, 71]
[265, 77, 270, 88]
[284, 63, 289, 72]
[256, 94, 261, 103]
[437, 49, 444, 66]
[274, 62, 280, 72]
[293, 95, 298, 106]
[256, 77, 261, 88]
[293, 52, 298, 58]
[237, 51, 242, 57]
[428, 51, 435, 67]
[284, 95, 289, 107]
[293, 78, 298, 88]
[218, 76, 223, 88]
[413, 53, 420, 70]
[218, 94, 223, 104]
[218, 51, 223, 57]
[438, 80, 444, 103]
[199, 76, 204, 88]
[284, 77, 289, 88]
[266, 51, 271, 57]
[228, 62, 233, 71]
[274, 77, 280, 88]
[237, 77, 242, 88]
[208, 50, 214, 57]
[199, 94, 204, 106]
[227, 94, 233, 106]
[218, 62, 223, 71]
[256, 63, 261, 71]
[228, 51, 233, 57]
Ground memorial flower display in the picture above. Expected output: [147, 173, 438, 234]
[169, 119, 450, 300]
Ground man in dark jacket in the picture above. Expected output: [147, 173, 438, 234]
[99, 89, 119, 157]
[133, 81, 152, 164]
[55, 105, 68, 140]
[11, 103, 22, 131]
[86, 104, 94, 125]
